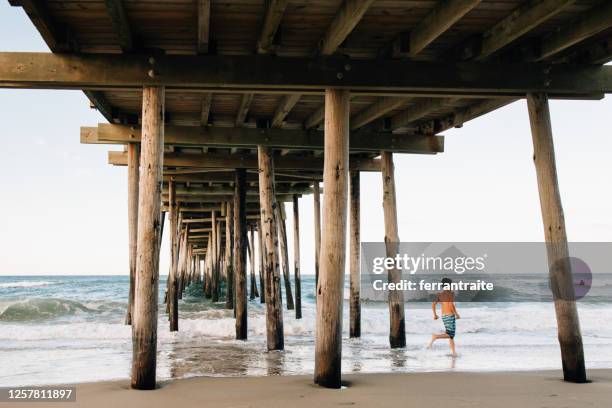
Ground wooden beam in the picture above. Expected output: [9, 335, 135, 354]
[351, 97, 407, 130]
[462, 0, 576, 60]
[103, 0, 133, 53]
[349, 171, 360, 338]
[89, 123, 444, 154]
[387, 0, 481, 58]
[277, 203, 294, 310]
[527, 92, 586, 383]
[257, 0, 289, 54]
[258, 146, 284, 350]
[13, 0, 74, 52]
[314, 89, 350, 389]
[162, 185, 314, 196]
[319, 0, 376, 55]
[381, 151, 405, 348]
[167, 180, 179, 332]
[125, 143, 139, 325]
[234, 169, 248, 339]
[109, 151, 383, 171]
[131, 86, 165, 390]
[271, 94, 301, 128]
[391, 98, 455, 130]
[3, 53, 612, 96]
[200, 93, 212, 125]
[313, 182, 321, 286]
[163, 172, 321, 183]
[536, 1, 612, 61]
[236, 93, 254, 126]
[417, 98, 514, 134]
[292, 195, 302, 319]
[197, 0, 211, 54]
[304, 106, 324, 130]
[83, 91, 115, 123]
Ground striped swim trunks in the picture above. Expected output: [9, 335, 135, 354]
[442, 314, 456, 339]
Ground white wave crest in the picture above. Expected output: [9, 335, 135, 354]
[0, 281, 57, 288]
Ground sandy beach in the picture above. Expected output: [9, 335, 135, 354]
[12, 370, 610, 408]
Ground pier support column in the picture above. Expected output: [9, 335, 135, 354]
[126, 143, 139, 325]
[131, 85, 165, 390]
[249, 224, 259, 299]
[225, 201, 234, 309]
[313, 182, 321, 286]
[168, 180, 179, 332]
[278, 204, 295, 310]
[314, 89, 350, 388]
[527, 93, 586, 383]
[258, 146, 284, 350]
[293, 195, 302, 319]
[234, 169, 248, 340]
[349, 171, 361, 338]
[382, 151, 406, 348]
[258, 223, 265, 304]
[204, 233, 213, 298]
[211, 210, 219, 302]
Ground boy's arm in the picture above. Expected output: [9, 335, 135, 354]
[431, 300, 439, 319]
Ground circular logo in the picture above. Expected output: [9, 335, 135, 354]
[550, 257, 591, 300]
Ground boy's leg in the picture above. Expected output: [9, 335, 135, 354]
[449, 338, 457, 357]
[427, 333, 450, 348]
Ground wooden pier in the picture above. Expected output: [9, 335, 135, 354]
[4, 0, 612, 389]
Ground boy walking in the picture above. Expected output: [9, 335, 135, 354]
[427, 277, 460, 357]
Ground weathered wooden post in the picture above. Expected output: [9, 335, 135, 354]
[225, 200, 234, 309]
[204, 233, 213, 299]
[216, 214, 223, 299]
[168, 180, 179, 332]
[314, 89, 349, 388]
[293, 194, 302, 319]
[527, 93, 587, 383]
[381, 151, 406, 348]
[249, 224, 259, 299]
[349, 171, 360, 337]
[131, 85, 164, 390]
[234, 169, 248, 340]
[313, 182, 321, 286]
[258, 146, 284, 350]
[211, 210, 219, 302]
[126, 143, 139, 325]
[258, 223, 265, 303]
[277, 203, 295, 310]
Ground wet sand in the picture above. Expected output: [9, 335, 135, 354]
[16, 369, 612, 408]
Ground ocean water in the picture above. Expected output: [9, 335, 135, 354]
[1, 275, 611, 386]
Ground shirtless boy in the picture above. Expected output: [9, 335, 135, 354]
[427, 277, 460, 357]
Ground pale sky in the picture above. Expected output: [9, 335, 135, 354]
[1, 3, 612, 276]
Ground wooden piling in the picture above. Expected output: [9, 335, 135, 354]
[258, 223, 265, 304]
[249, 224, 259, 299]
[211, 210, 219, 302]
[204, 233, 213, 299]
[225, 200, 234, 309]
[278, 203, 295, 310]
[126, 143, 139, 325]
[168, 180, 179, 332]
[258, 146, 284, 350]
[131, 85, 164, 390]
[349, 171, 361, 338]
[314, 89, 349, 388]
[293, 194, 302, 319]
[527, 92, 587, 383]
[234, 169, 248, 340]
[313, 181, 321, 286]
[381, 151, 406, 349]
